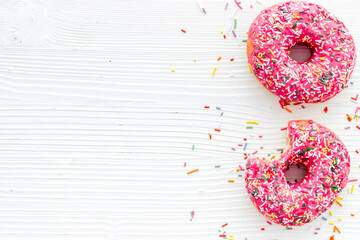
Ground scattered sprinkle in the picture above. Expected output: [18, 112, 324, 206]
[212, 67, 217, 76]
[187, 169, 199, 175]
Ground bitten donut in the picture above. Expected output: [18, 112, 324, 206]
[245, 120, 350, 226]
[247, 1, 356, 103]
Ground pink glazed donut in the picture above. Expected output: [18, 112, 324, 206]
[247, 1, 356, 103]
[245, 120, 350, 226]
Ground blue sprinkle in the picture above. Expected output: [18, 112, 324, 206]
[322, 217, 327, 221]
[220, 112, 224, 116]
[216, 107, 221, 110]
[238, 174, 242, 177]
[215, 165, 221, 168]
[244, 142, 248, 151]
[267, 153, 271, 157]
[218, 230, 221, 232]
[350, 81, 354, 84]
[223, 231, 226, 234]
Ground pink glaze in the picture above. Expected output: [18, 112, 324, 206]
[247, 1, 356, 103]
[245, 120, 350, 226]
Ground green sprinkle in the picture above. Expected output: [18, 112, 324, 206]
[293, 22, 297, 29]
[242, 39, 247, 42]
[299, 10, 305, 13]
[338, 29, 345, 33]
[339, 38, 344, 43]
[276, 26, 282, 32]
[234, 19, 237, 29]
[280, 8, 289, 14]
[192, 145, 195, 151]
[247, 126, 253, 129]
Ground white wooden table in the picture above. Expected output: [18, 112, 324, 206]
[0, 0, 359, 239]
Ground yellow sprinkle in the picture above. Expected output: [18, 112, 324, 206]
[221, 31, 223, 34]
[294, 13, 298, 19]
[171, 69, 175, 72]
[338, 218, 342, 221]
[246, 121, 259, 125]
[230, 235, 233, 238]
[320, 57, 325, 61]
[356, 114, 358, 121]
[212, 67, 217, 76]
[329, 222, 334, 225]
[337, 197, 344, 200]
[248, 64, 252, 73]
[351, 184, 355, 194]
[246, 31, 249, 34]
[330, 211, 333, 216]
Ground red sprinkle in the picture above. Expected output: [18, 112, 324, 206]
[261, 228, 265, 231]
[347, 114, 352, 122]
[222, 223, 228, 228]
[209, 134, 212, 139]
[230, 58, 234, 61]
[356, 126, 360, 130]
[219, 235, 226, 238]
[181, 29, 186, 33]
[204, 106, 210, 108]
[215, 129, 221, 132]
[285, 107, 292, 113]
[324, 107, 328, 113]
[348, 179, 358, 182]
[223, 35, 226, 39]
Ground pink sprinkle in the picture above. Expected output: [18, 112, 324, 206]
[348, 179, 358, 182]
[231, 147, 236, 151]
[267, 221, 272, 225]
[278, 100, 284, 109]
[314, 232, 318, 235]
[190, 210, 195, 218]
[260, 146, 264, 149]
[252, 151, 258, 155]
[315, 228, 321, 230]
[259, 135, 263, 138]
[232, 30, 237, 37]
[202, 8, 206, 14]
[250, 5, 253, 8]
[345, 126, 351, 130]
[238, 144, 243, 147]
[301, 105, 305, 109]
[355, 107, 360, 114]
[235, 0, 243, 9]
[280, 127, 287, 131]
[239, 165, 244, 171]
[184, 162, 187, 167]
[277, 148, 284, 151]
[225, 2, 229, 10]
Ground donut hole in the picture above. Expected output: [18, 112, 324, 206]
[289, 43, 313, 63]
[285, 163, 307, 184]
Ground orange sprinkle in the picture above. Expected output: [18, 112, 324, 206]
[187, 169, 199, 175]
[236, 169, 240, 172]
[356, 126, 360, 130]
[181, 29, 186, 33]
[217, 56, 222, 61]
[285, 108, 292, 113]
[330, 235, 334, 240]
[347, 114, 352, 122]
[333, 226, 341, 233]
[335, 200, 343, 207]
[230, 58, 234, 61]
[209, 134, 212, 139]
[222, 223, 228, 228]
[204, 106, 210, 108]
[215, 129, 221, 132]
[271, 156, 275, 160]
[228, 180, 234, 183]
[351, 213, 355, 216]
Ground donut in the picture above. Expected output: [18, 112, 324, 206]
[245, 120, 350, 226]
[247, 1, 356, 103]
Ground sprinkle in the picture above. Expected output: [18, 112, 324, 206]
[181, 29, 186, 33]
[267, 221, 272, 225]
[222, 223, 228, 228]
[204, 106, 210, 108]
[202, 8, 206, 14]
[261, 228, 265, 231]
[276, 26, 282, 32]
[294, 13, 297, 19]
[320, 57, 325, 61]
[246, 126, 253, 129]
[351, 184, 355, 193]
[171, 69, 175, 72]
[330, 235, 335, 240]
[187, 169, 199, 175]
[235, 0, 243, 9]
[333, 226, 341, 234]
[248, 64, 252, 73]
[347, 114, 352, 122]
[228, 180, 234, 183]
[232, 30, 237, 37]
[190, 210, 195, 218]
[322, 217, 327, 221]
[225, 3, 229, 10]
[215, 129, 221, 132]
[337, 197, 344, 200]
[329, 222, 334, 225]
[192, 145, 194, 151]
[280, 127, 287, 131]
[348, 179, 358, 182]
[329, 211, 333, 216]
[324, 107, 328, 113]
[285, 108, 292, 113]
[216, 107, 221, 110]
[351, 214, 355, 216]
[234, 19, 237, 29]
[231, 147, 236, 151]
[209, 134, 212, 140]
[184, 162, 186, 167]
[217, 56, 222, 61]
[335, 200, 343, 207]
[246, 121, 259, 125]
[212, 67, 217, 76]
[244, 143, 248, 151]
[230, 58, 234, 61]
[223, 35, 226, 39]
[338, 219, 342, 221]
[215, 165, 221, 168]
[219, 235, 226, 238]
